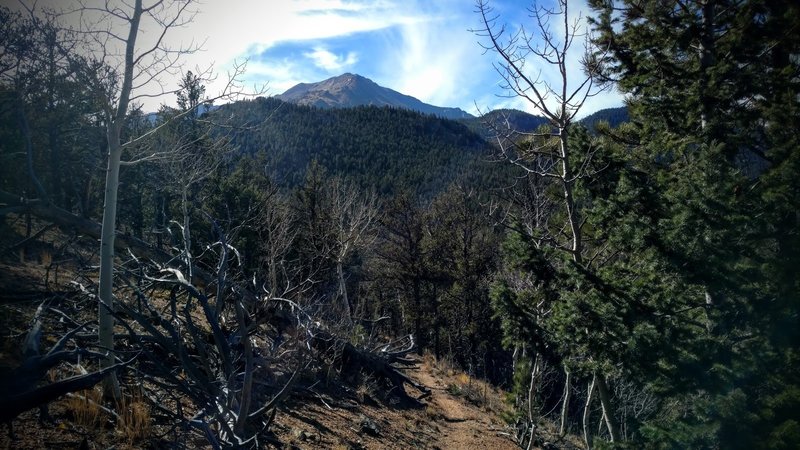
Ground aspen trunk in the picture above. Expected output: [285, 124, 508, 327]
[97, 0, 142, 400]
[97, 126, 122, 399]
[337, 261, 352, 325]
[595, 374, 620, 442]
[558, 128, 581, 260]
[583, 374, 596, 450]
[560, 365, 572, 435]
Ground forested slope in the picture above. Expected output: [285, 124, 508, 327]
[218, 97, 496, 198]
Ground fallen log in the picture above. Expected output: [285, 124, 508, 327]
[0, 302, 137, 424]
[0, 357, 135, 424]
[309, 331, 430, 405]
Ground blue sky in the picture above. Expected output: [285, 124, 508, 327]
[170, 0, 623, 117]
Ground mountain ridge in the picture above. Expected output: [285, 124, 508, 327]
[217, 97, 495, 198]
[276, 73, 473, 120]
[461, 106, 629, 137]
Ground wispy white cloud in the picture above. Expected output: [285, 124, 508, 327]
[363, 0, 489, 110]
[186, 1, 422, 63]
[383, 21, 475, 107]
[170, 0, 428, 105]
[56, 0, 622, 115]
[304, 48, 359, 72]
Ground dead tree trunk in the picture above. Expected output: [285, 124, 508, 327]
[560, 365, 571, 436]
[309, 332, 430, 404]
[583, 374, 596, 450]
[595, 374, 619, 442]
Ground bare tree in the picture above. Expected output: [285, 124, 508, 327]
[152, 71, 227, 282]
[258, 186, 301, 306]
[48, 0, 197, 398]
[93, 226, 308, 448]
[27, 0, 257, 398]
[328, 177, 380, 327]
[474, 0, 619, 442]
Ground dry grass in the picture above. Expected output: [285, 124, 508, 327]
[459, 381, 487, 407]
[116, 392, 151, 444]
[427, 353, 461, 380]
[426, 354, 508, 415]
[61, 386, 152, 445]
[356, 380, 371, 403]
[65, 387, 104, 428]
[425, 405, 441, 420]
[40, 249, 52, 267]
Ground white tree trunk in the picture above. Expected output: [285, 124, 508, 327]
[524, 354, 542, 450]
[560, 365, 572, 435]
[595, 374, 620, 442]
[97, 126, 122, 399]
[96, 0, 142, 400]
[583, 374, 596, 450]
[181, 186, 192, 280]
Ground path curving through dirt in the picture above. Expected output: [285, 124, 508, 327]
[413, 362, 518, 450]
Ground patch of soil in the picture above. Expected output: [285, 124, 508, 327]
[266, 358, 518, 450]
[411, 361, 517, 450]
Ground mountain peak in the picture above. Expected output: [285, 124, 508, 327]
[276, 73, 473, 120]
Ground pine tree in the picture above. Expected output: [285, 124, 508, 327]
[588, 0, 800, 446]
[425, 183, 500, 376]
[375, 191, 431, 350]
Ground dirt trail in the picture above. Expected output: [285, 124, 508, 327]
[413, 362, 518, 450]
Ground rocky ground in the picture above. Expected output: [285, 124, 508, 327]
[267, 356, 519, 450]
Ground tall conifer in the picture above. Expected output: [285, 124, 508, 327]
[588, 0, 800, 446]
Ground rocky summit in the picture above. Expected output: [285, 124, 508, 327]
[276, 73, 473, 120]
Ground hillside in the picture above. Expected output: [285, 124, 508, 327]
[460, 106, 629, 139]
[461, 109, 549, 138]
[217, 97, 498, 198]
[258, 357, 529, 450]
[277, 73, 473, 120]
[0, 224, 531, 449]
[578, 106, 629, 131]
